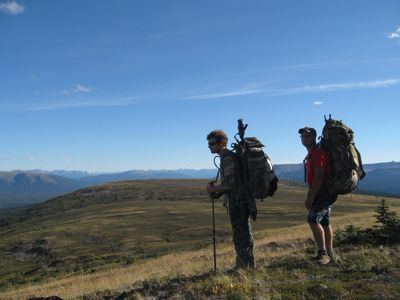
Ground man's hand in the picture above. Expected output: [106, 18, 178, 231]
[206, 182, 224, 198]
[206, 184, 216, 195]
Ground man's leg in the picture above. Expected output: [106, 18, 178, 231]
[322, 195, 337, 260]
[323, 225, 333, 252]
[307, 207, 330, 265]
[308, 222, 326, 251]
[307, 207, 326, 251]
[229, 199, 254, 268]
[233, 216, 254, 268]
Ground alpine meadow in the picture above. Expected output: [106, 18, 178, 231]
[1, 180, 400, 299]
[1, 0, 400, 299]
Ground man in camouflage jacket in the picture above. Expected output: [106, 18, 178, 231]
[206, 129, 255, 269]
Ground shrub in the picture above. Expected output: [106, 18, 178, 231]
[335, 199, 400, 246]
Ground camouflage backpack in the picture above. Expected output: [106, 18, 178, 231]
[320, 115, 366, 195]
[232, 120, 278, 200]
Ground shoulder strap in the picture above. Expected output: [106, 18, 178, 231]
[303, 156, 308, 182]
[303, 145, 319, 182]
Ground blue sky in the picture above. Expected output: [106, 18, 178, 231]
[1, 0, 399, 172]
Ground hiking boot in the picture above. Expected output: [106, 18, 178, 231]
[311, 250, 330, 265]
[228, 262, 255, 274]
[227, 264, 243, 275]
[327, 249, 340, 263]
[317, 253, 330, 265]
[310, 249, 324, 260]
[229, 264, 243, 272]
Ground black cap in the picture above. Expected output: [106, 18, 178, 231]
[298, 127, 317, 136]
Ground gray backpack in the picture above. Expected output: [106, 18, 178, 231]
[320, 115, 366, 195]
[232, 120, 278, 200]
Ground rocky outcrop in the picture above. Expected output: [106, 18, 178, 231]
[13, 239, 62, 267]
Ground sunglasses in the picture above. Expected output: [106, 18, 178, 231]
[300, 134, 314, 138]
[208, 141, 218, 147]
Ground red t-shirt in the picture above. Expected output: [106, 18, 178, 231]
[305, 147, 332, 187]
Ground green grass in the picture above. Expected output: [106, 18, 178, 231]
[0, 179, 399, 294]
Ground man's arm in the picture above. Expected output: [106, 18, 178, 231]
[305, 167, 324, 209]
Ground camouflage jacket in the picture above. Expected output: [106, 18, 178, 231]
[220, 150, 242, 196]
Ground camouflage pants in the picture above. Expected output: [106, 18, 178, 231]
[228, 196, 255, 268]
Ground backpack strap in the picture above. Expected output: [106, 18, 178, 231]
[303, 145, 319, 183]
[303, 156, 308, 182]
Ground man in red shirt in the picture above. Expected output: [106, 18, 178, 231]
[299, 127, 338, 265]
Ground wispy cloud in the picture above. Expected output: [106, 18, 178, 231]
[24, 78, 400, 111]
[189, 89, 261, 100]
[270, 58, 400, 72]
[188, 85, 262, 100]
[188, 79, 400, 100]
[28, 95, 147, 111]
[270, 79, 400, 96]
[63, 84, 93, 95]
[387, 26, 400, 40]
[31, 101, 127, 111]
[0, 0, 25, 15]
[74, 84, 92, 93]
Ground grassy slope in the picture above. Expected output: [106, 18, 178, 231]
[3, 221, 400, 300]
[0, 179, 399, 299]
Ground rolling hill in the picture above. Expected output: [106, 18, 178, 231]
[78, 169, 217, 184]
[1, 161, 399, 209]
[0, 169, 218, 209]
[0, 179, 399, 299]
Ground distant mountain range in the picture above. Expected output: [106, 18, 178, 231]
[1, 162, 399, 208]
[274, 161, 400, 197]
[357, 166, 400, 196]
[22, 169, 95, 179]
[0, 171, 85, 208]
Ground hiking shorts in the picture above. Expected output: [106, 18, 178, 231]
[307, 191, 338, 226]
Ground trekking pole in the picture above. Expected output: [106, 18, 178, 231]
[211, 194, 217, 272]
[209, 156, 220, 273]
